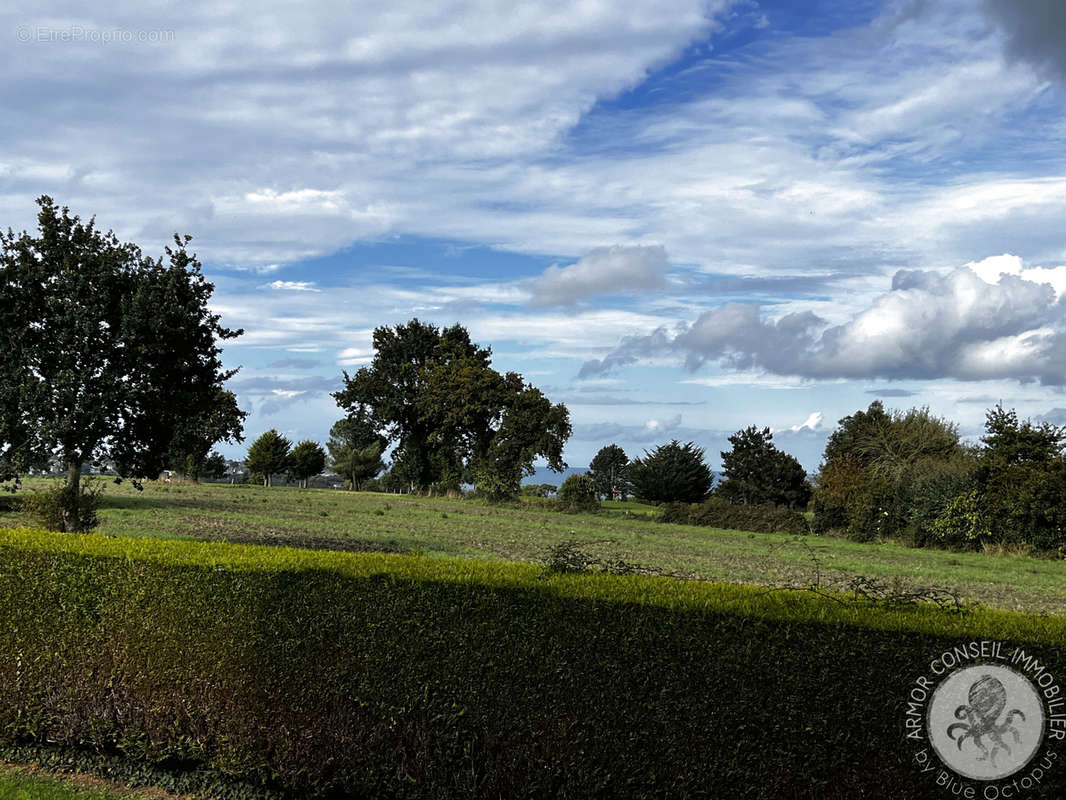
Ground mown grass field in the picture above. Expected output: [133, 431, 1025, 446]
[3, 477, 1063, 614]
[0, 765, 198, 800]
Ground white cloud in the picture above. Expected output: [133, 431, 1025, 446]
[582, 261, 1066, 385]
[337, 347, 374, 366]
[789, 411, 824, 432]
[527, 245, 670, 306]
[0, 0, 734, 268]
[262, 280, 321, 292]
[643, 414, 682, 435]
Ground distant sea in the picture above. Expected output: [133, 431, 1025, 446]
[522, 466, 588, 487]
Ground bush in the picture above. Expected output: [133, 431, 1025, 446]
[19, 481, 101, 532]
[660, 498, 809, 535]
[0, 529, 1064, 799]
[0, 493, 22, 512]
[553, 474, 599, 512]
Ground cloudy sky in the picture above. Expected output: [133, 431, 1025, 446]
[6, 0, 1066, 471]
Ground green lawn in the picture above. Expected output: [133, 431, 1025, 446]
[2, 477, 1064, 614]
[0, 765, 189, 800]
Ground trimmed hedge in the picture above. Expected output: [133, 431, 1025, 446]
[660, 498, 810, 534]
[1, 528, 1065, 799]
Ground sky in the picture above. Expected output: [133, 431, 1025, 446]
[5, 0, 1066, 472]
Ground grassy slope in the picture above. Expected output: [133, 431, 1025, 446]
[2, 478, 1063, 614]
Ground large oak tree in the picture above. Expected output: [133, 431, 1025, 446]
[333, 319, 570, 498]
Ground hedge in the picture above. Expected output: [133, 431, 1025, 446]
[0, 527, 1064, 799]
[660, 498, 810, 534]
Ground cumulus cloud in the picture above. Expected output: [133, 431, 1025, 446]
[643, 415, 683, 435]
[789, 412, 824, 432]
[581, 264, 1066, 384]
[527, 245, 670, 306]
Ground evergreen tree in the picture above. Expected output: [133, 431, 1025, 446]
[716, 426, 811, 508]
[333, 441, 384, 491]
[246, 430, 291, 487]
[288, 440, 327, 488]
[627, 440, 712, 504]
[588, 444, 630, 500]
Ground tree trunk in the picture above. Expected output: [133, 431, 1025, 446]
[66, 460, 81, 494]
[62, 459, 83, 533]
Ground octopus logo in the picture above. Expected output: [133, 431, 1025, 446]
[927, 664, 1045, 781]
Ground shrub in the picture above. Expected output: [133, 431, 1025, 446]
[19, 480, 101, 532]
[660, 498, 809, 535]
[554, 474, 599, 512]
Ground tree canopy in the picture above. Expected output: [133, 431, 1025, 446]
[0, 196, 243, 523]
[333, 319, 570, 498]
[716, 426, 811, 509]
[980, 404, 1066, 468]
[812, 402, 966, 542]
[627, 440, 712, 504]
[246, 430, 291, 487]
[288, 440, 327, 488]
[166, 389, 246, 482]
[327, 415, 388, 491]
[588, 444, 631, 500]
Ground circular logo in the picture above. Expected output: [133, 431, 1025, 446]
[927, 663, 1045, 781]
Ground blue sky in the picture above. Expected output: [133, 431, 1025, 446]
[6, 0, 1066, 471]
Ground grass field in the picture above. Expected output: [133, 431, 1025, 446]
[2, 477, 1063, 614]
[0, 765, 197, 800]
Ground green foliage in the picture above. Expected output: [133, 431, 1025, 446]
[332, 442, 384, 491]
[554, 473, 599, 512]
[1, 529, 1064, 799]
[626, 440, 712, 504]
[981, 404, 1066, 467]
[931, 488, 991, 546]
[660, 498, 809, 534]
[333, 319, 570, 497]
[715, 426, 811, 508]
[0, 196, 242, 514]
[287, 440, 326, 488]
[166, 389, 246, 482]
[19, 480, 102, 532]
[812, 403, 964, 542]
[587, 444, 630, 499]
[326, 415, 386, 491]
[244, 430, 291, 487]
[201, 451, 229, 481]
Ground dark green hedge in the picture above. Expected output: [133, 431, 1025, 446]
[0, 528, 1064, 799]
[660, 498, 810, 534]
